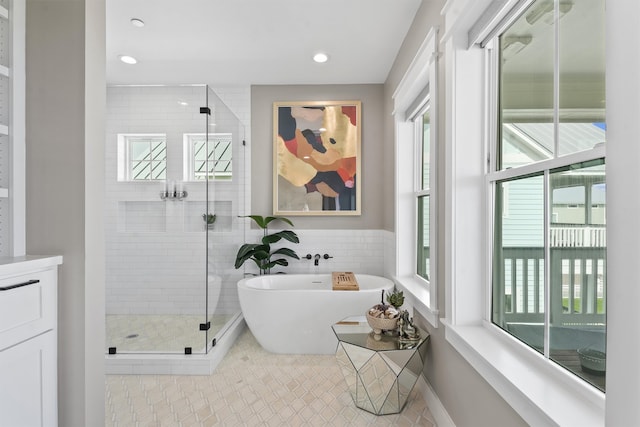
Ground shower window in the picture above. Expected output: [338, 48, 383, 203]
[183, 133, 232, 181]
[117, 133, 167, 181]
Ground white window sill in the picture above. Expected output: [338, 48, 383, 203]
[442, 319, 605, 427]
[394, 275, 439, 328]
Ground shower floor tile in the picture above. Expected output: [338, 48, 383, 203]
[106, 329, 437, 426]
[106, 314, 235, 353]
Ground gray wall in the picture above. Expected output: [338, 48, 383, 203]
[384, 2, 527, 426]
[26, 1, 105, 426]
[251, 85, 385, 229]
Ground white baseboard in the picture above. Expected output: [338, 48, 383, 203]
[417, 375, 456, 427]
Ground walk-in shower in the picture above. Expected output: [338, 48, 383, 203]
[104, 85, 247, 372]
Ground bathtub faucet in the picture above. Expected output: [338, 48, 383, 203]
[305, 253, 329, 266]
[304, 253, 321, 266]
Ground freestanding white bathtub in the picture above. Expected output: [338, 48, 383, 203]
[237, 274, 394, 354]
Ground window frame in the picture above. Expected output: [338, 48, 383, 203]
[392, 27, 439, 326]
[414, 105, 432, 283]
[441, 0, 606, 424]
[116, 133, 167, 182]
[486, 1, 607, 367]
[182, 132, 233, 182]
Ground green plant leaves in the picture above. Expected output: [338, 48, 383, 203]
[387, 288, 405, 308]
[240, 215, 295, 229]
[243, 215, 268, 229]
[272, 247, 300, 259]
[235, 214, 299, 274]
[234, 243, 270, 268]
[277, 230, 299, 243]
[261, 230, 299, 245]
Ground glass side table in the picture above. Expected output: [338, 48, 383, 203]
[331, 315, 429, 415]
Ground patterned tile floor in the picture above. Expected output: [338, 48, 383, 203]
[106, 329, 437, 426]
[106, 315, 236, 353]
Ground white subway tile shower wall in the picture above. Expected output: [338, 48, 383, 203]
[105, 85, 250, 316]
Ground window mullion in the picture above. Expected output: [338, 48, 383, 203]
[487, 145, 606, 183]
[414, 115, 423, 192]
[553, 0, 560, 158]
[546, 0, 559, 358]
[543, 169, 551, 358]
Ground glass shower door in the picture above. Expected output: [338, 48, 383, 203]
[204, 85, 246, 352]
[105, 85, 210, 355]
[105, 84, 245, 357]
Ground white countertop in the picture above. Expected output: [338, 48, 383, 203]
[0, 255, 63, 276]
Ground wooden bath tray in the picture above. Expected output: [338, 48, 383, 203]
[332, 272, 359, 291]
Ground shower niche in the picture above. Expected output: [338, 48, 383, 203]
[104, 85, 246, 364]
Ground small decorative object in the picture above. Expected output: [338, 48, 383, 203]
[577, 348, 606, 375]
[386, 286, 404, 309]
[397, 310, 421, 342]
[366, 290, 400, 335]
[234, 215, 300, 275]
[202, 213, 217, 229]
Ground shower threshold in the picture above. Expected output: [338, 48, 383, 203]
[105, 313, 245, 375]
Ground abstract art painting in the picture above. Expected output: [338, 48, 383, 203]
[273, 101, 361, 216]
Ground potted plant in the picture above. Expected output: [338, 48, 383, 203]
[234, 215, 300, 275]
[386, 286, 404, 309]
[202, 213, 217, 229]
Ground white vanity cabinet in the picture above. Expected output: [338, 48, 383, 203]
[0, 256, 62, 427]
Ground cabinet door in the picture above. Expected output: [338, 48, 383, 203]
[0, 332, 57, 427]
[0, 268, 57, 350]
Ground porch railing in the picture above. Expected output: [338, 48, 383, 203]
[549, 226, 606, 248]
[495, 245, 606, 327]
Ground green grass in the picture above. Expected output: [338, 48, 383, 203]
[562, 298, 605, 314]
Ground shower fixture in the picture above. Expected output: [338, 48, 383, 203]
[160, 180, 188, 200]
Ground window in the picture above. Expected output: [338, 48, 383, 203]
[490, 0, 606, 391]
[392, 28, 438, 324]
[117, 134, 167, 181]
[416, 109, 431, 281]
[183, 133, 232, 181]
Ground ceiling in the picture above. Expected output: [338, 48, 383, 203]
[106, 0, 423, 86]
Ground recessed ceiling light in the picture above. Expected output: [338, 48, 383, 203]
[130, 18, 145, 27]
[313, 53, 329, 63]
[119, 55, 137, 65]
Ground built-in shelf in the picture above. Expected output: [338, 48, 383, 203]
[0, 124, 8, 136]
[0, 65, 8, 78]
[0, 188, 7, 198]
[0, 6, 7, 20]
